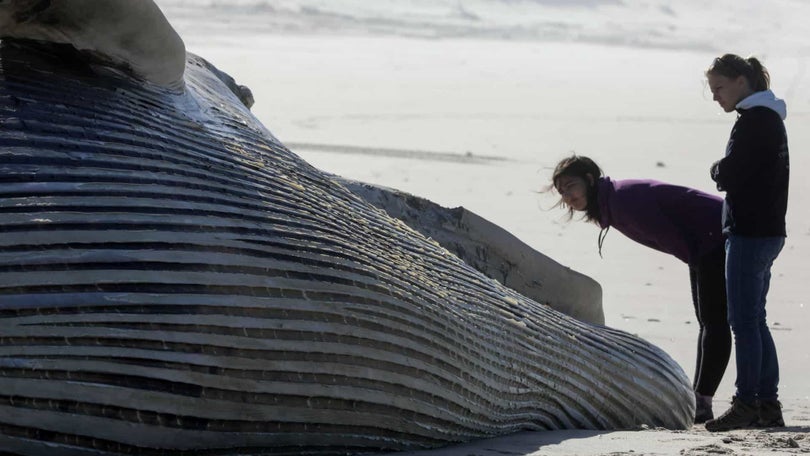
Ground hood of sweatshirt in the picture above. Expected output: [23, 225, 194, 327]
[736, 89, 787, 120]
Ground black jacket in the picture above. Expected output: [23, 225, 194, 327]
[711, 103, 789, 237]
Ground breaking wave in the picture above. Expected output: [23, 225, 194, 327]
[154, 0, 806, 54]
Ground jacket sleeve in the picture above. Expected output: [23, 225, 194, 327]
[711, 112, 770, 194]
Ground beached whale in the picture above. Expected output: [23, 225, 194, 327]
[0, 1, 693, 454]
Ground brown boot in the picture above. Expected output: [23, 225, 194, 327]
[705, 396, 758, 432]
[757, 399, 785, 428]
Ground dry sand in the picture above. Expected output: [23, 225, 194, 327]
[397, 426, 810, 455]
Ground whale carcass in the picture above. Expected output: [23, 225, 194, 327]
[0, 1, 693, 454]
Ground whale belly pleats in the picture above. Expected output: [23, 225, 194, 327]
[0, 41, 693, 455]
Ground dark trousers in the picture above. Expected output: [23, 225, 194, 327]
[689, 245, 732, 396]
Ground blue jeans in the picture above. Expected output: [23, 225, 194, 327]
[725, 235, 785, 403]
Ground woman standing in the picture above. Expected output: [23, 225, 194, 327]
[704, 54, 790, 432]
[550, 155, 729, 424]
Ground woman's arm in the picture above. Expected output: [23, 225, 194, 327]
[711, 110, 776, 193]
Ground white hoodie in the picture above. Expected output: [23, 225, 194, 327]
[736, 89, 787, 120]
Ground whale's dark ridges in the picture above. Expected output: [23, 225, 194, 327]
[0, 38, 692, 455]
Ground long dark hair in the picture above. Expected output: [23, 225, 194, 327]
[549, 154, 603, 224]
[706, 54, 770, 92]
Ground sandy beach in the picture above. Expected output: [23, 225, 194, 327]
[155, 1, 810, 453]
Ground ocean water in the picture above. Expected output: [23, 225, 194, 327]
[157, 0, 810, 55]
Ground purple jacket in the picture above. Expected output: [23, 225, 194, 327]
[597, 177, 723, 265]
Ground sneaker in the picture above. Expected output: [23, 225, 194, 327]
[705, 397, 759, 432]
[694, 393, 714, 424]
[757, 399, 785, 428]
